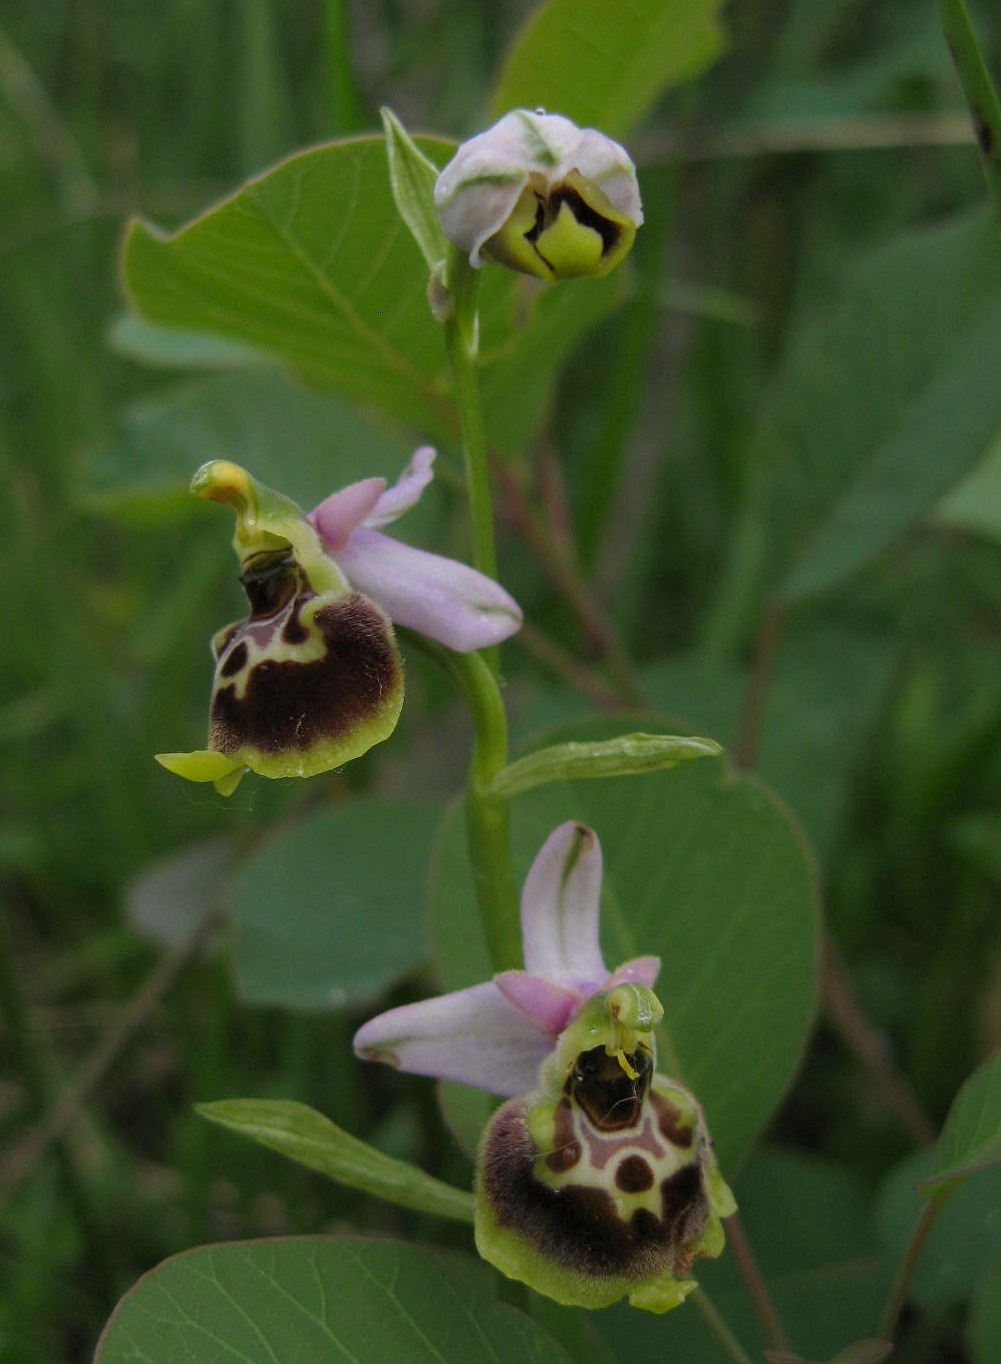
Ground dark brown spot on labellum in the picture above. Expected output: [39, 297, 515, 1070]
[481, 1097, 711, 1282]
[545, 1098, 581, 1173]
[212, 622, 241, 661]
[220, 641, 248, 678]
[282, 604, 308, 645]
[660, 1164, 709, 1266]
[615, 1155, 654, 1193]
[210, 592, 399, 756]
[651, 1092, 693, 1148]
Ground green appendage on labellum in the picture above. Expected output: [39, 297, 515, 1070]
[157, 461, 403, 796]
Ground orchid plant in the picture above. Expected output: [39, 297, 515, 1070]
[92, 4, 1001, 1363]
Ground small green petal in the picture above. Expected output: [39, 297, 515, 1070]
[628, 1276, 697, 1314]
[156, 750, 245, 789]
[483, 185, 554, 280]
[534, 199, 604, 278]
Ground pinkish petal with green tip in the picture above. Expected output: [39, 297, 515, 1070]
[520, 821, 608, 990]
[309, 477, 385, 552]
[337, 527, 522, 652]
[353, 980, 552, 1097]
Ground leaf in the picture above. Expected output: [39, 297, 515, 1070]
[781, 287, 1001, 601]
[431, 732, 820, 1170]
[711, 212, 1001, 641]
[122, 136, 624, 456]
[96, 1238, 576, 1363]
[107, 314, 269, 369]
[646, 605, 899, 868]
[970, 1258, 1001, 1364]
[197, 1098, 475, 1222]
[485, 731, 722, 798]
[232, 799, 441, 1011]
[85, 366, 414, 513]
[492, 0, 727, 138]
[936, 427, 1001, 545]
[381, 108, 448, 270]
[924, 1046, 1001, 1190]
[124, 835, 232, 952]
[877, 1148, 1001, 1309]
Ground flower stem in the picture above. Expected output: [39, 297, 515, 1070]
[691, 1288, 755, 1364]
[443, 245, 501, 675]
[936, 0, 1001, 223]
[726, 1211, 791, 1354]
[403, 633, 521, 971]
[877, 1188, 953, 1341]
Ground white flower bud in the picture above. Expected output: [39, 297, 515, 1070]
[434, 110, 644, 281]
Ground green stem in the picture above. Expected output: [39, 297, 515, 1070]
[691, 1288, 756, 1364]
[877, 1189, 953, 1341]
[443, 246, 500, 672]
[403, 634, 520, 970]
[936, 0, 1001, 222]
[325, 0, 364, 134]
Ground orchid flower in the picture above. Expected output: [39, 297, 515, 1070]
[156, 449, 521, 796]
[434, 110, 643, 281]
[354, 821, 736, 1313]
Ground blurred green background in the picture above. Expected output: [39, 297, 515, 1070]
[3, 2, 1001, 1361]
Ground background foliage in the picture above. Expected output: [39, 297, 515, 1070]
[2, 1, 1001, 1361]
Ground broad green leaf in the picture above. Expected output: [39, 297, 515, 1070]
[970, 1258, 1001, 1364]
[877, 1148, 1001, 1309]
[781, 289, 1001, 601]
[232, 799, 441, 1010]
[925, 1047, 1001, 1189]
[107, 315, 268, 369]
[197, 1098, 475, 1222]
[492, 0, 727, 138]
[431, 737, 819, 1170]
[597, 1147, 888, 1364]
[936, 428, 1001, 545]
[122, 137, 623, 456]
[96, 1238, 576, 1364]
[485, 731, 722, 798]
[85, 366, 414, 512]
[646, 607, 898, 868]
[124, 835, 232, 951]
[711, 213, 1001, 640]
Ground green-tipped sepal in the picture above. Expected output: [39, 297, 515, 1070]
[475, 986, 735, 1313]
[157, 461, 404, 795]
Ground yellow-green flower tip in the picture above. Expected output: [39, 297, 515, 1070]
[156, 750, 246, 796]
[191, 460, 254, 509]
[628, 1276, 697, 1314]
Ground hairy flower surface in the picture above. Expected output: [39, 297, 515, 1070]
[434, 110, 643, 280]
[354, 821, 735, 1312]
[157, 449, 521, 795]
